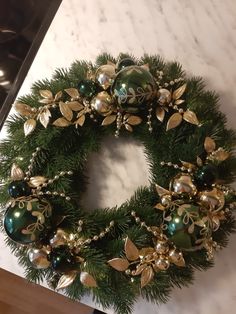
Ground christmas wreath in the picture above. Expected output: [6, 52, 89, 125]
[0, 53, 236, 314]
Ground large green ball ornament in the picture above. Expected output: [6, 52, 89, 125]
[49, 246, 78, 273]
[4, 197, 52, 244]
[116, 58, 136, 72]
[111, 65, 157, 112]
[90, 91, 114, 116]
[77, 79, 99, 99]
[95, 64, 116, 90]
[166, 204, 205, 250]
[194, 164, 218, 189]
[8, 180, 31, 198]
[170, 173, 197, 196]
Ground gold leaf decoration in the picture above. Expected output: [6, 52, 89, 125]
[29, 176, 47, 187]
[204, 137, 216, 153]
[14, 102, 34, 117]
[39, 108, 51, 128]
[101, 115, 116, 126]
[124, 237, 139, 261]
[174, 99, 185, 105]
[156, 107, 165, 122]
[80, 272, 97, 288]
[125, 124, 133, 132]
[197, 156, 203, 166]
[183, 110, 199, 125]
[59, 101, 73, 121]
[180, 161, 196, 171]
[141, 265, 154, 288]
[56, 271, 78, 290]
[155, 184, 169, 197]
[108, 258, 130, 271]
[166, 113, 183, 131]
[39, 90, 53, 99]
[212, 150, 230, 161]
[75, 115, 85, 127]
[53, 118, 72, 127]
[54, 91, 63, 101]
[68, 101, 84, 111]
[11, 164, 24, 181]
[172, 83, 187, 100]
[64, 88, 80, 99]
[24, 119, 36, 136]
[154, 203, 165, 210]
[134, 264, 147, 276]
[127, 116, 142, 125]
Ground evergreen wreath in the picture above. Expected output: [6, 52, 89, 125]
[0, 53, 236, 314]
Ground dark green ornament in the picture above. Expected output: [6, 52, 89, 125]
[194, 164, 218, 189]
[111, 65, 157, 113]
[8, 180, 31, 198]
[4, 198, 52, 245]
[49, 246, 78, 273]
[116, 58, 136, 72]
[77, 79, 99, 99]
[166, 204, 205, 250]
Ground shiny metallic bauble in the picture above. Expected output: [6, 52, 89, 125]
[90, 91, 114, 116]
[161, 194, 172, 207]
[28, 247, 51, 269]
[157, 88, 172, 105]
[155, 240, 169, 254]
[199, 188, 225, 210]
[49, 228, 70, 248]
[168, 248, 185, 266]
[95, 64, 116, 90]
[171, 173, 197, 196]
[155, 255, 170, 270]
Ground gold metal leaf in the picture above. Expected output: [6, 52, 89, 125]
[39, 108, 51, 128]
[181, 161, 196, 171]
[68, 101, 84, 111]
[56, 271, 78, 290]
[64, 88, 80, 99]
[39, 90, 53, 99]
[125, 237, 139, 261]
[54, 91, 63, 101]
[197, 156, 203, 166]
[127, 116, 142, 125]
[183, 110, 199, 125]
[24, 119, 36, 136]
[29, 176, 47, 187]
[80, 272, 97, 288]
[204, 137, 216, 153]
[59, 101, 73, 121]
[141, 265, 154, 288]
[101, 115, 116, 126]
[14, 102, 34, 117]
[141, 63, 150, 71]
[156, 107, 165, 122]
[154, 203, 165, 210]
[174, 99, 185, 105]
[125, 124, 133, 132]
[166, 113, 183, 131]
[75, 115, 85, 127]
[108, 258, 130, 271]
[172, 83, 187, 100]
[53, 118, 71, 127]
[212, 150, 230, 161]
[155, 184, 170, 197]
[11, 163, 24, 181]
[135, 264, 147, 276]
[139, 247, 155, 259]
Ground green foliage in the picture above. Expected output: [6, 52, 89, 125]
[0, 53, 235, 313]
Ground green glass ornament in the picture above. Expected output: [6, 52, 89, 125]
[166, 204, 205, 250]
[111, 65, 157, 112]
[8, 180, 31, 198]
[49, 246, 77, 273]
[77, 79, 99, 99]
[194, 164, 218, 189]
[116, 58, 136, 72]
[4, 197, 52, 245]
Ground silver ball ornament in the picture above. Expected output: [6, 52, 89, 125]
[171, 173, 197, 196]
[28, 248, 50, 269]
[95, 64, 116, 90]
[90, 91, 114, 116]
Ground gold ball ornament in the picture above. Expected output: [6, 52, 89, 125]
[90, 91, 114, 116]
[49, 228, 70, 248]
[170, 173, 197, 196]
[28, 247, 51, 269]
[161, 194, 172, 207]
[155, 255, 170, 270]
[168, 248, 185, 266]
[199, 188, 225, 210]
[158, 89, 171, 105]
[95, 64, 116, 90]
[155, 239, 169, 254]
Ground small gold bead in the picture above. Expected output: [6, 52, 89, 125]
[66, 196, 71, 201]
[93, 235, 99, 241]
[105, 227, 110, 233]
[100, 232, 105, 237]
[131, 211, 136, 216]
[78, 220, 83, 226]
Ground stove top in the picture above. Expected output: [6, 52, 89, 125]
[0, 0, 61, 128]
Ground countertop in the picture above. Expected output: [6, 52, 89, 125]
[1, 0, 236, 313]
